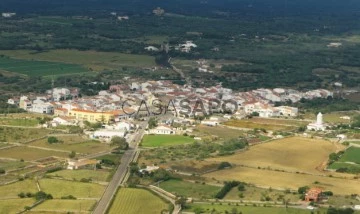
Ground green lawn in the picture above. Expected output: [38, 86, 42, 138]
[0, 56, 88, 77]
[339, 147, 360, 164]
[48, 169, 110, 182]
[0, 159, 30, 170]
[0, 198, 35, 213]
[185, 204, 325, 214]
[108, 188, 170, 214]
[39, 179, 105, 199]
[141, 135, 194, 147]
[159, 179, 221, 199]
[31, 199, 96, 213]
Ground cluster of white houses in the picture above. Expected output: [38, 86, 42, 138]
[8, 80, 333, 125]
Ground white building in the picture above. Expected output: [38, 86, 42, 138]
[201, 120, 219, 126]
[2, 13, 16, 18]
[275, 106, 298, 117]
[93, 130, 126, 141]
[144, 46, 159, 52]
[30, 103, 54, 114]
[148, 125, 175, 135]
[307, 112, 327, 131]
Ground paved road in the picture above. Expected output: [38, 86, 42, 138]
[92, 122, 146, 214]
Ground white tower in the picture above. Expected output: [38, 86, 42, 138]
[316, 112, 323, 125]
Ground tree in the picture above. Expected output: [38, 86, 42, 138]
[69, 151, 76, 159]
[148, 117, 158, 129]
[0, 168, 5, 174]
[298, 186, 309, 194]
[47, 136, 59, 144]
[110, 136, 129, 150]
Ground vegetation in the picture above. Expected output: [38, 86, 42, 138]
[141, 135, 194, 147]
[159, 179, 221, 199]
[110, 136, 129, 150]
[108, 188, 170, 214]
[215, 181, 240, 199]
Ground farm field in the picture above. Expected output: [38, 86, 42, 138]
[141, 134, 194, 147]
[0, 127, 51, 142]
[0, 159, 30, 170]
[0, 117, 39, 127]
[207, 137, 339, 174]
[39, 179, 105, 198]
[328, 162, 360, 173]
[338, 147, 360, 164]
[0, 179, 38, 199]
[194, 125, 244, 140]
[184, 203, 326, 214]
[0, 49, 156, 71]
[204, 166, 360, 195]
[31, 199, 96, 213]
[159, 179, 222, 199]
[0, 55, 88, 77]
[30, 137, 111, 154]
[248, 118, 308, 126]
[303, 111, 357, 124]
[223, 119, 296, 131]
[108, 188, 170, 214]
[48, 169, 110, 182]
[0, 198, 35, 213]
[0, 146, 68, 161]
[224, 185, 300, 202]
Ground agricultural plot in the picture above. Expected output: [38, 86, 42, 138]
[39, 179, 105, 198]
[0, 198, 35, 214]
[0, 160, 29, 170]
[31, 199, 96, 213]
[194, 125, 244, 140]
[108, 188, 170, 214]
[0, 56, 88, 77]
[0, 146, 68, 161]
[208, 137, 338, 174]
[184, 204, 325, 214]
[141, 135, 194, 147]
[0, 117, 39, 127]
[0, 179, 38, 199]
[30, 137, 111, 154]
[0, 127, 51, 142]
[304, 111, 357, 124]
[0, 49, 156, 71]
[204, 166, 360, 195]
[159, 179, 222, 199]
[48, 169, 110, 182]
[223, 119, 296, 131]
[224, 185, 300, 202]
[338, 147, 360, 164]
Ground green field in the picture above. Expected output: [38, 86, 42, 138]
[141, 135, 194, 147]
[0, 56, 88, 77]
[39, 179, 105, 198]
[48, 169, 110, 182]
[30, 137, 111, 154]
[184, 204, 326, 214]
[0, 117, 39, 127]
[339, 147, 360, 164]
[0, 159, 30, 170]
[0, 179, 38, 199]
[108, 188, 170, 214]
[159, 179, 221, 199]
[31, 199, 96, 213]
[0, 127, 51, 142]
[0, 49, 156, 72]
[0, 198, 35, 213]
[0, 146, 68, 161]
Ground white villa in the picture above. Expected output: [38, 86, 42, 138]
[307, 112, 327, 131]
[148, 125, 175, 135]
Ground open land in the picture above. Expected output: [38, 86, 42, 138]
[107, 188, 170, 214]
